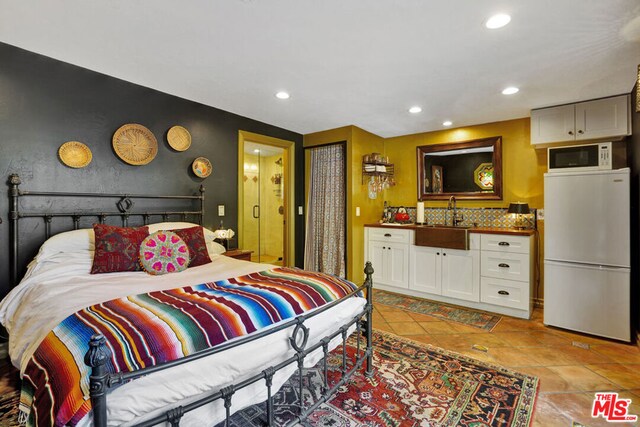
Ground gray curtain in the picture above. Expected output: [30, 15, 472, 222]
[304, 144, 346, 277]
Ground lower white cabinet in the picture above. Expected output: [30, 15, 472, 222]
[366, 228, 410, 289]
[409, 245, 479, 302]
[365, 226, 535, 319]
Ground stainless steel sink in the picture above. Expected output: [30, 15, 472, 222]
[415, 225, 470, 250]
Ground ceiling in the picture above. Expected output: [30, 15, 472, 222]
[1, 1, 639, 138]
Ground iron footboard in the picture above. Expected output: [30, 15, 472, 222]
[85, 262, 375, 427]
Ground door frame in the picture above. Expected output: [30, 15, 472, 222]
[238, 130, 295, 266]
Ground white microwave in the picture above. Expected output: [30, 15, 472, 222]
[547, 142, 625, 173]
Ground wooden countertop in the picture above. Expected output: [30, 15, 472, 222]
[364, 223, 536, 236]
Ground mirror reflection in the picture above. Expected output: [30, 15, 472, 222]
[417, 136, 502, 200]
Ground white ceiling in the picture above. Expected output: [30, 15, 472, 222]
[1, 1, 639, 138]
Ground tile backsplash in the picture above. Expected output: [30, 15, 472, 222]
[385, 206, 537, 229]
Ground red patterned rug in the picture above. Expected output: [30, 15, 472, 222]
[1, 331, 539, 426]
[227, 330, 539, 426]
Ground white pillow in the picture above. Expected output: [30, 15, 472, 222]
[207, 241, 227, 256]
[37, 228, 94, 259]
[147, 222, 216, 241]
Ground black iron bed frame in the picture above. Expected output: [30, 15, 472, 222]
[8, 173, 374, 427]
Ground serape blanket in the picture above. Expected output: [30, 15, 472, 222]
[19, 268, 360, 427]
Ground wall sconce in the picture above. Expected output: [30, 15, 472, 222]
[507, 202, 530, 229]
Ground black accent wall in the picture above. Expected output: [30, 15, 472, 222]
[0, 42, 304, 298]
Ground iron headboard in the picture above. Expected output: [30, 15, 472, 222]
[8, 173, 205, 287]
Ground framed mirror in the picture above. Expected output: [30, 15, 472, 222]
[417, 136, 502, 200]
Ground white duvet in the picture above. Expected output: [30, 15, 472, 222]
[0, 245, 365, 426]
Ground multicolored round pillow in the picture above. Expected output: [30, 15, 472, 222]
[139, 231, 190, 275]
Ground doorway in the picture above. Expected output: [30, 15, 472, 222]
[237, 131, 295, 266]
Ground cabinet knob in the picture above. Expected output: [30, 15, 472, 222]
[384, 233, 392, 237]
[578, 130, 584, 134]
[498, 263, 510, 268]
[436, 252, 440, 255]
[443, 253, 447, 256]
[568, 130, 574, 135]
[383, 246, 386, 249]
[498, 242, 510, 246]
[498, 290, 510, 296]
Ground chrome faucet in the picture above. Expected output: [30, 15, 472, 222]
[447, 196, 464, 226]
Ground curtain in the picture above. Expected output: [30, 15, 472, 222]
[304, 144, 346, 277]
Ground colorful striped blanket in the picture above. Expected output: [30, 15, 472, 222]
[19, 268, 360, 427]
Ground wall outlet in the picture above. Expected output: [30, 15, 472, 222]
[218, 205, 225, 216]
[537, 209, 544, 220]
[355, 207, 360, 217]
[298, 206, 303, 215]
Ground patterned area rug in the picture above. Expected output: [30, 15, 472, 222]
[374, 289, 503, 331]
[0, 331, 538, 427]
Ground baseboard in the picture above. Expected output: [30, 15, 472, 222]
[533, 298, 544, 309]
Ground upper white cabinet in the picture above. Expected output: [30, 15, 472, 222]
[531, 95, 631, 146]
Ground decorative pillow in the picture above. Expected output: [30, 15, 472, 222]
[139, 231, 190, 275]
[172, 226, 212, 267]
[91, 224, 149, 274]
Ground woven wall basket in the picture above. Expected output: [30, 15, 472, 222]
[112, 124, 158, 165]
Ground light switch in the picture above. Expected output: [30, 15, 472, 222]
[218, 205, 225, 216]
[537, 209, 544, 220]
[355, 207, 360, 217]
[298, 206, 303, 215]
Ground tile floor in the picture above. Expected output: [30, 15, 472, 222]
[373, 303, 640, 427]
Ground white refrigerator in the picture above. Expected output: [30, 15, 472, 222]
[543, 168, 630, 341]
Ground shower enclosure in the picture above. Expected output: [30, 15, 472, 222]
[242, 141, 285, 265]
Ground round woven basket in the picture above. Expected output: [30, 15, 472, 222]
[167, 125, 191, 151]
[59, 141, 92, 168]
[112, 124, 158, 165]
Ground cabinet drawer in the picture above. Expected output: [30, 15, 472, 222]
[481, 277, 529, 311]
[367, 227, 412, 244]
[481, 251, 530, 282]
[480, 234, 530, 254]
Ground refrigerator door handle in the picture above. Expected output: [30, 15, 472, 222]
[544, 259, 630, 271]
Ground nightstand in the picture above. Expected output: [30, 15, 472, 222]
[223, 249, 253, 261]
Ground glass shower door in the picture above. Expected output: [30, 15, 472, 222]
[242, 142, 284, 265]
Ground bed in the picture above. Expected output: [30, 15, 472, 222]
[0, 174, 374, 427]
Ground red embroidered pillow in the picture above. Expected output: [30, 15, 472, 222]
[139, 231, 190, 275]
[91, 224, 149, 274]
[173, 226, 212, 267]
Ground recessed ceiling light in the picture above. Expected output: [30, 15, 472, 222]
[253, 149, 260, 153]
[409, 106, 422, 114]
[275, 91, 290, 99]
[485, 13, 511, 29]
[502, 86, 520, 95]
[442, 120, 453, 126]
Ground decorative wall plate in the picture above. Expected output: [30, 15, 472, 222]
[192, 157, 212, 178]
[474, 162, 494, 190]
[112, 124, 158, 165]
[58, 141, 92, 168]
[167, 125, 192, 151]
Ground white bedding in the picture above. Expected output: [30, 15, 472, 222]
[0, 242, 366, 426]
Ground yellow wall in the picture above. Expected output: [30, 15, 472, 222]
[383, 118, 545, 209]
[304, 118, 549, 301]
